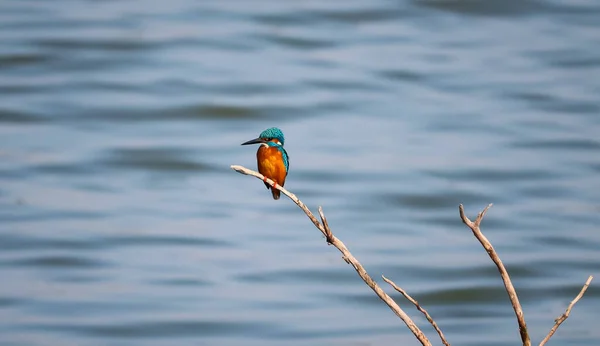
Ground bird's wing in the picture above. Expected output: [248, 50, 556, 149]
[280, 147, 289, 176]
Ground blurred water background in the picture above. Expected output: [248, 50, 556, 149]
[1, 0, 599, 345]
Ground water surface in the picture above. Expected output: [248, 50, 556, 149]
[1, 1, 599, 345]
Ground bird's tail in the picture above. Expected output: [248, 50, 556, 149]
[271, 187, 280, 200]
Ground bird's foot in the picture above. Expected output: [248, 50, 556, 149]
[263, 176, 278, 189]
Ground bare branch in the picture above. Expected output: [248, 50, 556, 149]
[234, 165, 593, 345]
[459, 204, 531, 346]
[383, 275, 450, 346]
[539, 275, 594, 346]
[232, 165, 432, 346]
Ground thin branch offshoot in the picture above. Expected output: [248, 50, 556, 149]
[539, 275, 593, 346]
[383, 275, 450, 346]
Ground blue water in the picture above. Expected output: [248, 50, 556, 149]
[1, 1, 599, 345]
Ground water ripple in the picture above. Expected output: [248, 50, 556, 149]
[36, 320, 273, 338]
[5, 255, 110, 269]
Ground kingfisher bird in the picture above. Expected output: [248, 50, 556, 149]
[241, 127, 289, 200]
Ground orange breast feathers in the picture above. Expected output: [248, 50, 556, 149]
[256, 145, 287, 187]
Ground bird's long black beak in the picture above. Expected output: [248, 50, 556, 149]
[241, 137, 265, 146]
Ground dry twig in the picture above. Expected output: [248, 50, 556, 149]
[459, 204, 531, 346]
[539, 275, 593, 346]
[318, 206, 334, 245]
[231, 165, 432, 346]
[233, 164, 593, 346]
[382, 275, 450, 346]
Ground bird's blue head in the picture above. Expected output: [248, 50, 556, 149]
[241, 127, 285, 146]
[259, 127, 285, 146]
